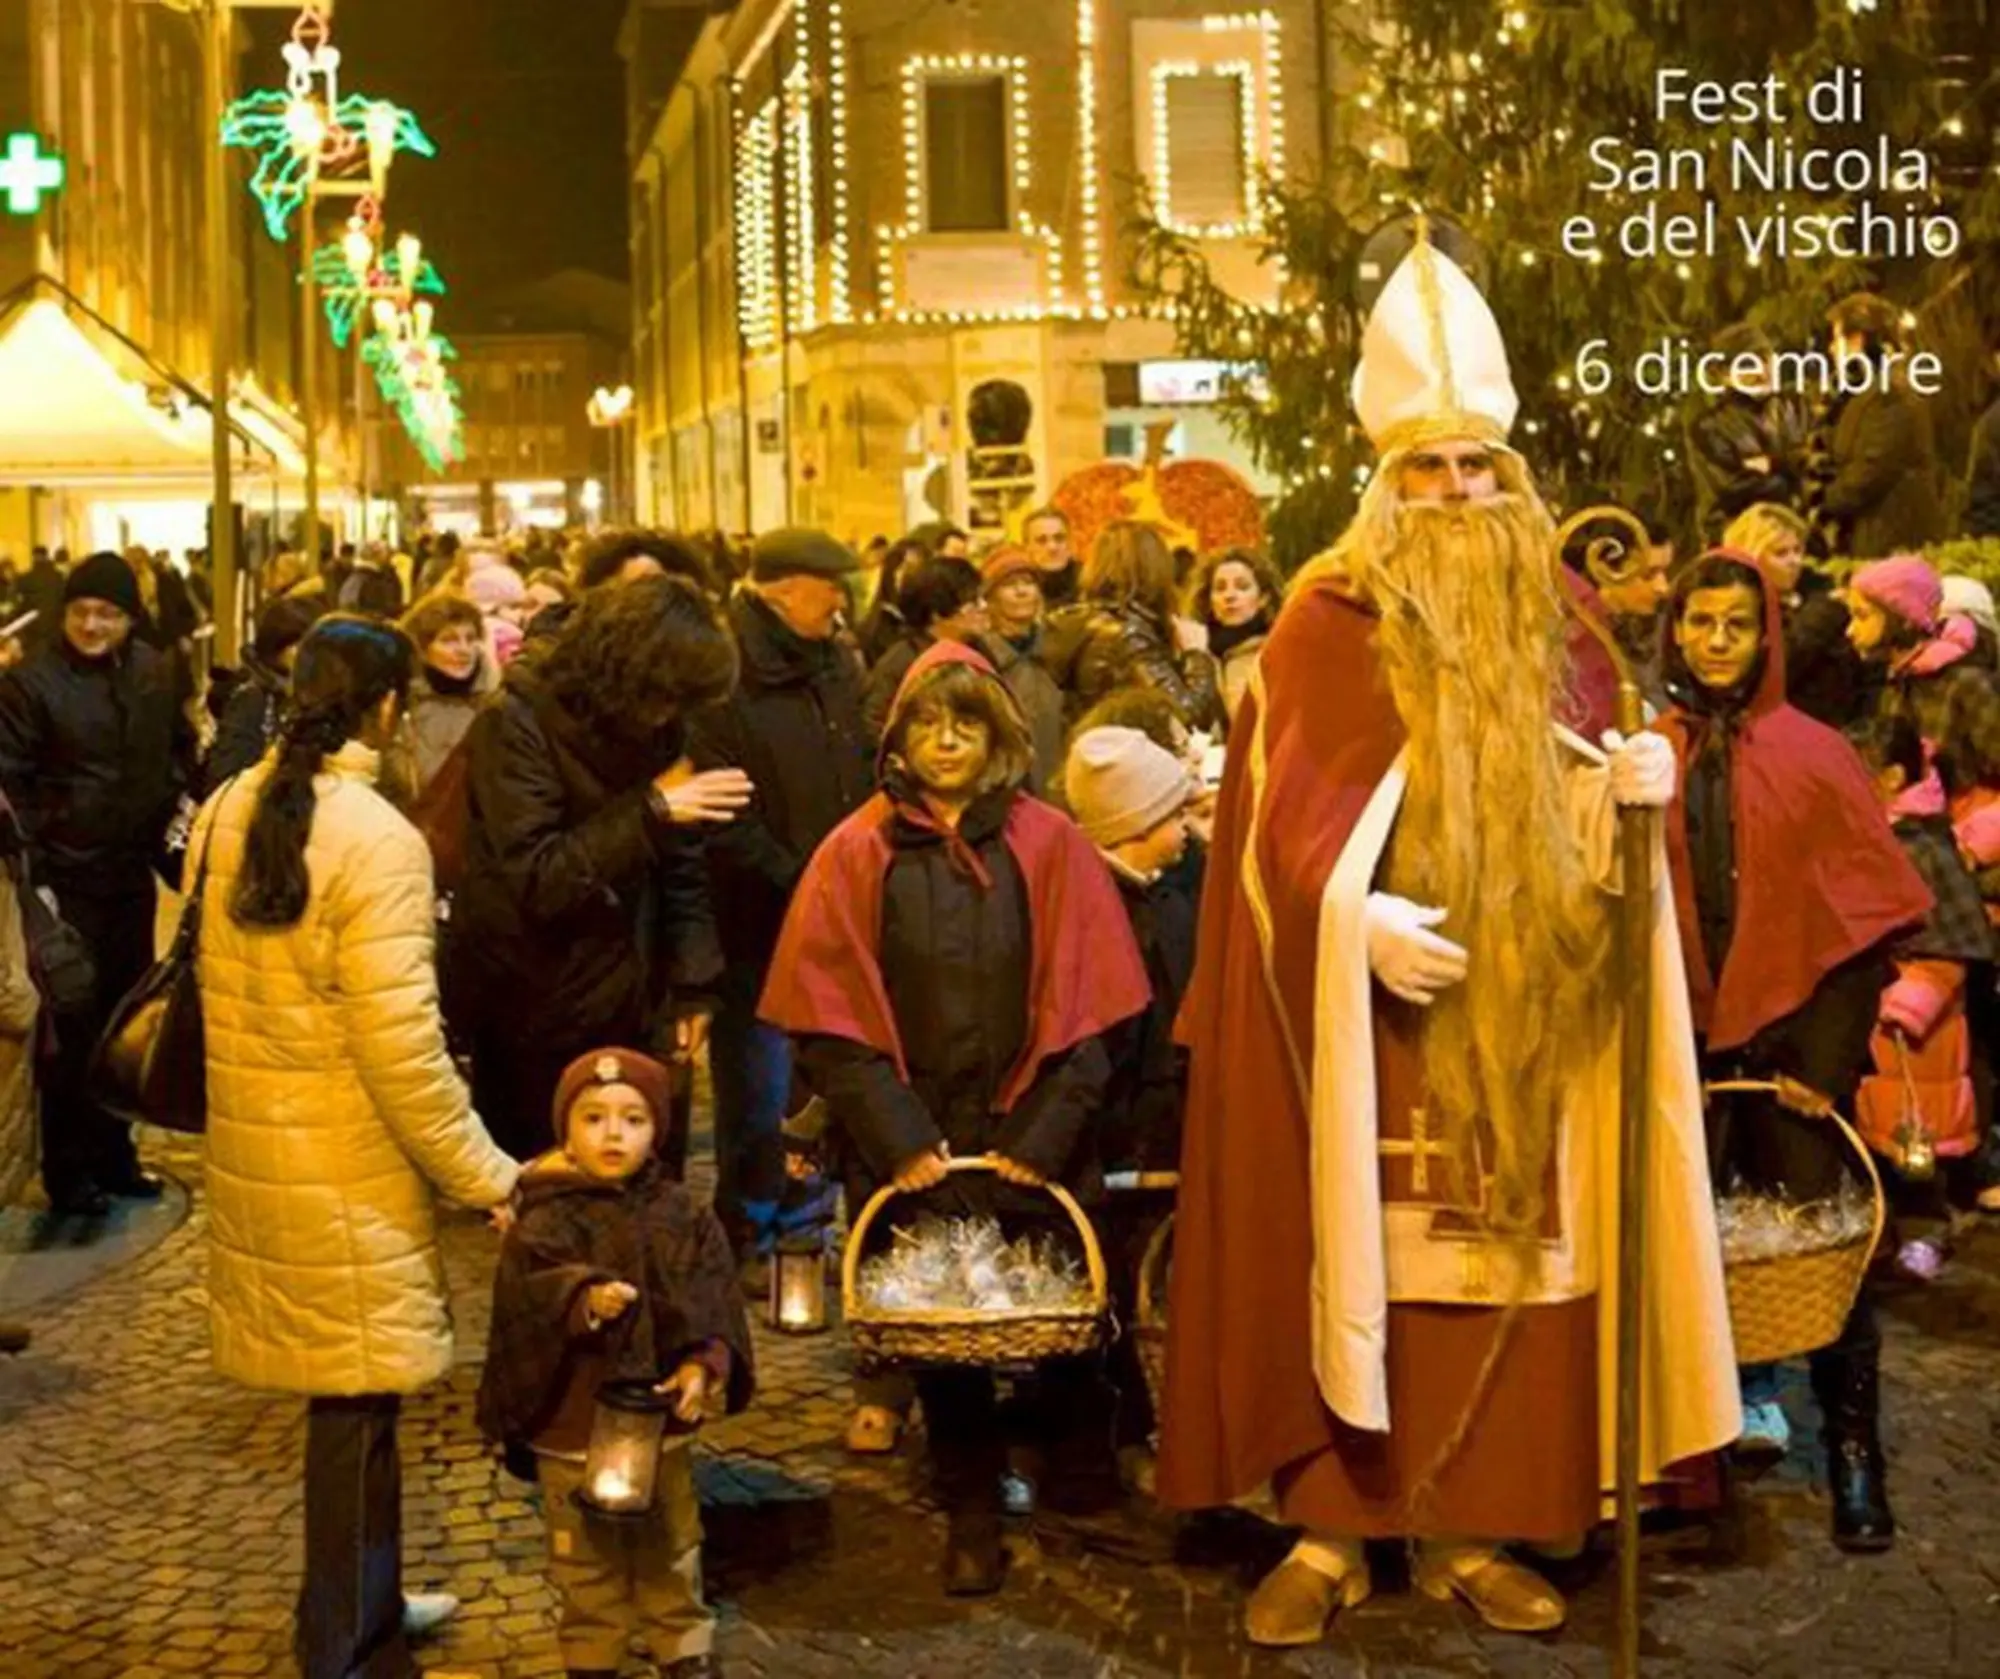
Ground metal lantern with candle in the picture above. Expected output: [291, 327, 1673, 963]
[770, 1231, 829, 1335]
[575, 1378, 693, 1520]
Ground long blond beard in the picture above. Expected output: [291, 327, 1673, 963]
[1332, 462, 1608, 1241]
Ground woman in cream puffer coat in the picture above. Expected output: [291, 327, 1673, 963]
[197, 620, 518, 1398]
[196, 615, 518, 1679]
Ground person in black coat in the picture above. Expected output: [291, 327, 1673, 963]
[1722, 503, 1877, 729]
[686, 529, 875, 1258]
[1063, 726, 1199, 1175]
[856, 537, 927, 669]
[1811, 294, 1946, 559]
[1686, 324, 1812, 543]
[861, 555, 993, 739]
[15, 547, 65, 655]
[451, 577, 749, 1162]
[205, 594, 325, 789]
[0, 553, 198, 1213]
[762, 643, 1150, 1596]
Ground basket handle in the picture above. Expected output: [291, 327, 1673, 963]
[1700, 1081, 1886, 1267]
[840, 1154, 1109, 1319]
[1134, 1210, 1175, 1329]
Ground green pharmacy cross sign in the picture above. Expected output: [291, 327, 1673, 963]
[0, 133, 64, 216]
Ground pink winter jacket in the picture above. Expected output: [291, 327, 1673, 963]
[1860, 956, 1978, 1161]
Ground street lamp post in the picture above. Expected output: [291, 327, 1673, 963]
[171, 0, 325, 655]
[587, 384, 635, 526]
[204, 1, 239, 662]
[299, 209, 322, 566]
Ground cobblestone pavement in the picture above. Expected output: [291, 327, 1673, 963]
[4, 1131, 2000, 1679]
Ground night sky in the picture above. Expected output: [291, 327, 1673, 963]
[252, 0, 633, 308]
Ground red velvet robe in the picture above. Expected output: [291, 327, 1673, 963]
[1158, 578, 1621, 1540]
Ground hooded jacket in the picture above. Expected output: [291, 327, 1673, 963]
[762, 642, 1151, 1204]
[1654, 557, 1932, 1074]
[478, 1157, 754, 1453]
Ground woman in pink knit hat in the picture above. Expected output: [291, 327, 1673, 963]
[1847, 557, 2000, 815]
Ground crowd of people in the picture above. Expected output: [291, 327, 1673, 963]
[0, 261, 1995, 1678]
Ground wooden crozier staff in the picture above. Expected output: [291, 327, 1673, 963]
[1559, 514, 1656, 1679]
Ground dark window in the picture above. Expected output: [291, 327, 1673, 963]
[812, 88, 835, 246]
[1165, 71, 1247, 228]
[924, 77, 1008, 233]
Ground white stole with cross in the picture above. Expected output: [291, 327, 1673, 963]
[1301, 729, 1741, 1490]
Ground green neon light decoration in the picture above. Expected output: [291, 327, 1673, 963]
[220, 92, 436, 243]
[364, 332, 466, 473]
[0, 132, 64, 216]
[310, 242, 447, 349]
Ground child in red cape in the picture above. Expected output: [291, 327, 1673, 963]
[1655, 549, 1931, 1553]
[761, 641, 1150, 1597]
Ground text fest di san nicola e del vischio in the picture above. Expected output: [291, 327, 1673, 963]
[1582, 66, 1965, 264]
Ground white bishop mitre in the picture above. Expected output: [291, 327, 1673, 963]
[1350, 231, 1520, 457]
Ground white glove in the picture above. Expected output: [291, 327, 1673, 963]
[1602, 730, 1676, 809]
[1364, 893, 1469, 1008]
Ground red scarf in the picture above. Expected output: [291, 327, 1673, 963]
[1654, 557, 1932, 1051]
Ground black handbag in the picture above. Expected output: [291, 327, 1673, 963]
[89, 784, 233, 1134]
[3, 834, 96, 1019]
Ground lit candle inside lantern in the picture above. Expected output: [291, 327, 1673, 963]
[770, 1232, 829, 1334]
[573, 1380, 671, 1520]
[589, 1464, 635, 1507]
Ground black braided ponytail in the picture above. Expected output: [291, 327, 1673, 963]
[229, 614, 415, 929]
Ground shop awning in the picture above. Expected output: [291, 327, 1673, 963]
[0, 291, 308, 492]
[0, 297, 219, 486]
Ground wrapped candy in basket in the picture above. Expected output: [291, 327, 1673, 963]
[1707, 1082, 1886, 1365]
[841, 1156, 1108, 1368]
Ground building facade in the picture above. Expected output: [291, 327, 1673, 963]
[623, 0, 1322, 546]
[0, 0, 307, 563]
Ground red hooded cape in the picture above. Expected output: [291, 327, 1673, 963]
[758, 642, 1150, 1112]
[1653, 554, 1932, 1052]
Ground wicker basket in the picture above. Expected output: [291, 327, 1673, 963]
[1133, 1210, 1174, 1431]
[1707, 1081, 1886, 1367]
[841, 1156, 1109, 1369]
